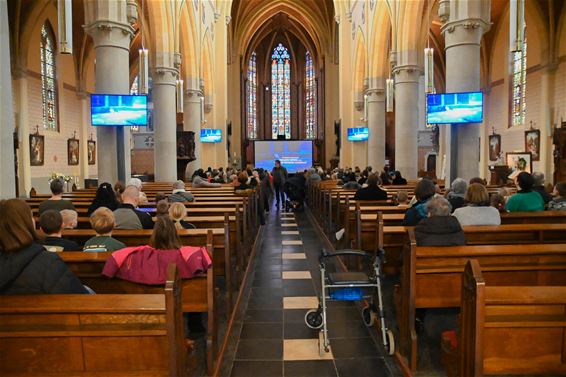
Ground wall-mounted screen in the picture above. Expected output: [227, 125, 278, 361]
[200, 129, 222, 143]
[254, 140, 313, 173]
[427, 91, 483, 124]
[91, 94, 148, 126]
[347, 127, 369, 141]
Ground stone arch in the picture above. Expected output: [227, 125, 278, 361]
[353, 29, 367, 98]
[369, 1, 392, 80]
[179, 2, 198, 82]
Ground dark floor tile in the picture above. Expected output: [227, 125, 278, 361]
[326, 306, 361, 323]
[235, 339, 283, 360]
[231, 361, 282, 377]
[244, 309, 283, 323]
[283, 322, 319, 339]
[327, 320, 372, 339]
[283, 309, 308, 324]
[240, 323, 283, 339]
[334, 357, 389, 377]
[329, 337, 382, 359]
[254, 270, 282, 280]
[247, 296, 283, 309]
[284, 360, 337, 377]
[282, 260, 309, 270]
[283, 280, 315, 296]
[251, 287, 283, 297]
[253, 278, 283, 288]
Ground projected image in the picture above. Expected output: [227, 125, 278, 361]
[91, 94, 148, 126]
[200, 129, 222, 143]
[427, 92, 483, 124]
[255, 141, 313, 173]
[348, 127, 369, 141]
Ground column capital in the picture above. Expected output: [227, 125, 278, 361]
[184, 88, 203, 98]
[152, 66, 179, 86]
[84, 20, 134, 50]
[392, 65, 421, 84]
[365, 88, 385, 102]
[441, 18, 490, 36]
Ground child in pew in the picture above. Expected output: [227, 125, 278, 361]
[395, 190, 409, 208]
[548, 181, 566, 211]
[169, 202, 196, 229]
[155, 200, 171, 219]
[40, 210, 82, 252]
[83, 207, 126, 252]
[61, 209, 78, 229]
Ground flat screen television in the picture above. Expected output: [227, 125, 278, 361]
[91, 94, 148, 126]
[254, 140, 313, 173]
[200, 129, 222, 143]
[347, 127, 369, 141]
[427, 91, 483, 124]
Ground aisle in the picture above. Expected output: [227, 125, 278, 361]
[227, 207, 399, 377]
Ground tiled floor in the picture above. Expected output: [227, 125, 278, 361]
[228, 206, 399, 377]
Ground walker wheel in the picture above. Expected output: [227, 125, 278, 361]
[362, 306, 376, 327]
[385, 329, 395, 356]
[305, 309, 323, 329]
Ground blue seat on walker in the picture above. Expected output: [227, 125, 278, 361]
[328, 272, 371, 285]
[329, 287, 365, 301]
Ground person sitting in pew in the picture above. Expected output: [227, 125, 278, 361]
[40, 210, 82, 252]
[155, 200, 170, 219]
[61, 209, 78, 229]
[87, 182, 120, 216]
[391, 170, 407, 185]
[446, 178, 467, 212]
[168, 180, 195, 203]
[548, 181, 566, 211]
[395, 190, 409, 208]
[532, 172, 553, 205]
[453, 183, 501, 226]
[114, 181, 126, 203]
[127, 178, 149, 205]
[83, 207, 126, 252]
[0, 199, 87, 294]
[192, 169, 222, 188]
[403, 178, 437, 226]
[415, 197, 466, 246]
[353, 173, 388, 201]
[38, 179, 75, 215]
[114, 186, 154, 230]
[505, 172, 545, 212]
[169, 202, 196, 230]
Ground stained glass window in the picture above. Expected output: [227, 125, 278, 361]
[40, 23, 58, 131]
[305, 51, 317, 139]
[511, 27, 526, 127]
[247, 52, 257, 139]
[271, 43, 291, 139]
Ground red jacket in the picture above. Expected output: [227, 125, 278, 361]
[102, 245, 212, 285]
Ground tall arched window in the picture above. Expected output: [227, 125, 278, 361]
[247, 52, 257, 139]
[305, 51, 317, 139]
[40, 22, 58, 131]
[271, 43, 291, 139]
[511, 25, 526, 127]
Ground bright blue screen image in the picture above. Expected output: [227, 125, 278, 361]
[91, 94, 148, 126]
[348, 127, 369, 141]
[200, 129, 222, 143]
[254, 141, 313, 173]
[427, 92, 483, 124]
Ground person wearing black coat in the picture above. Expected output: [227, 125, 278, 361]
[0, 199, 87, 294]
[392, 171, 407, 185]
[414, 197, 466, 246]
[88, 182, 120, 216]
[403, 178, 437, 226]
[354, 174, 388, 201]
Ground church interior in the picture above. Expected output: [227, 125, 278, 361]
[1, 0, 566, 376]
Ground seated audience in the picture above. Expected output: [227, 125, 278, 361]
[192, 169, 222, 188]
[403, 178, 437, 226]
[168, 180, 194, 202]
[395, 190, 409, 208]
[87, 182, 119, 216]
[392, 170, 407, 185]
[127, 178, 149, 204]
[40, 210, 82, 252]
[415, 197, 466, 246]
[354, 174, 388, 201]
[114, 181, 126, 203]
[155, 192, 168, 203]
[83, 207, 126, 252]
[469, 177, 486, 186]
[532, 172, 553, 204]
[342, 172, 361, 189]
[38, 179, 75, 215]
[446, 178, 467, 212]
[306, 168, 322, 185]
[235, 172, 255, 195]
[548, 182, 566, 211]
[61, 209, 78, 229]
[490, 191, 507, 213]
[0, 199, 87, 294]
[155, 200, 170, 218]
[169, 202, 196, 229]
[453, 183, 501, 225]
[380, 166, 391, 185]
[113, 186, 154, 230]
[505, 172, 545, 212]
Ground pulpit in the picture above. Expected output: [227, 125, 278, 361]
[489, 165, 510, 186]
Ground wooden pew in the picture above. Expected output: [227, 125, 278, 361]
[460, 259, 566, 376]
[0, 264, 189, 377]
[59, 253, 217, 374]
[397, 232, 566, 371]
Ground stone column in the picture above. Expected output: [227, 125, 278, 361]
[183, 86, 202, 178]
[393, 65, 420, 179]
[78, 91, 91, 186]
[85, 8, 134, 184]
[440, 1, 490, 182]
[152, 66, 179, 182]
[0, 0, 15, 198]
[14, 71, 32, 196]
[366, 85, 386, 170]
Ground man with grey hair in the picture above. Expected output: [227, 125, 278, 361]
[532, 172, 553, 204]
[414, 196, 466, 246]
[113, 186, 154, 230]
[446, 178, 467, 212]
[168, 180, 195, 203]
[127, 177, 149, 204]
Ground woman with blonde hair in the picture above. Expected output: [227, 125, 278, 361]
[453, 183, 501, 226]
[168, 202, 196, 229]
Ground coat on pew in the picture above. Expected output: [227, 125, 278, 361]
[0, 243, 88, 294]
[414, 216, 466, 246]
[102, 245, 212, 285]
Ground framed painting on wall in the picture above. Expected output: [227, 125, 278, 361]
[67, 138, 79, 166]
[506, 152, 532, 179]
[525, 129, 540, 161]
[488, 134, 501, 161]
[29, 133, 45, 166]
[87, 140, 96, 165]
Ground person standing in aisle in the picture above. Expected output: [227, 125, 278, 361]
[271, 160, 288, 210]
